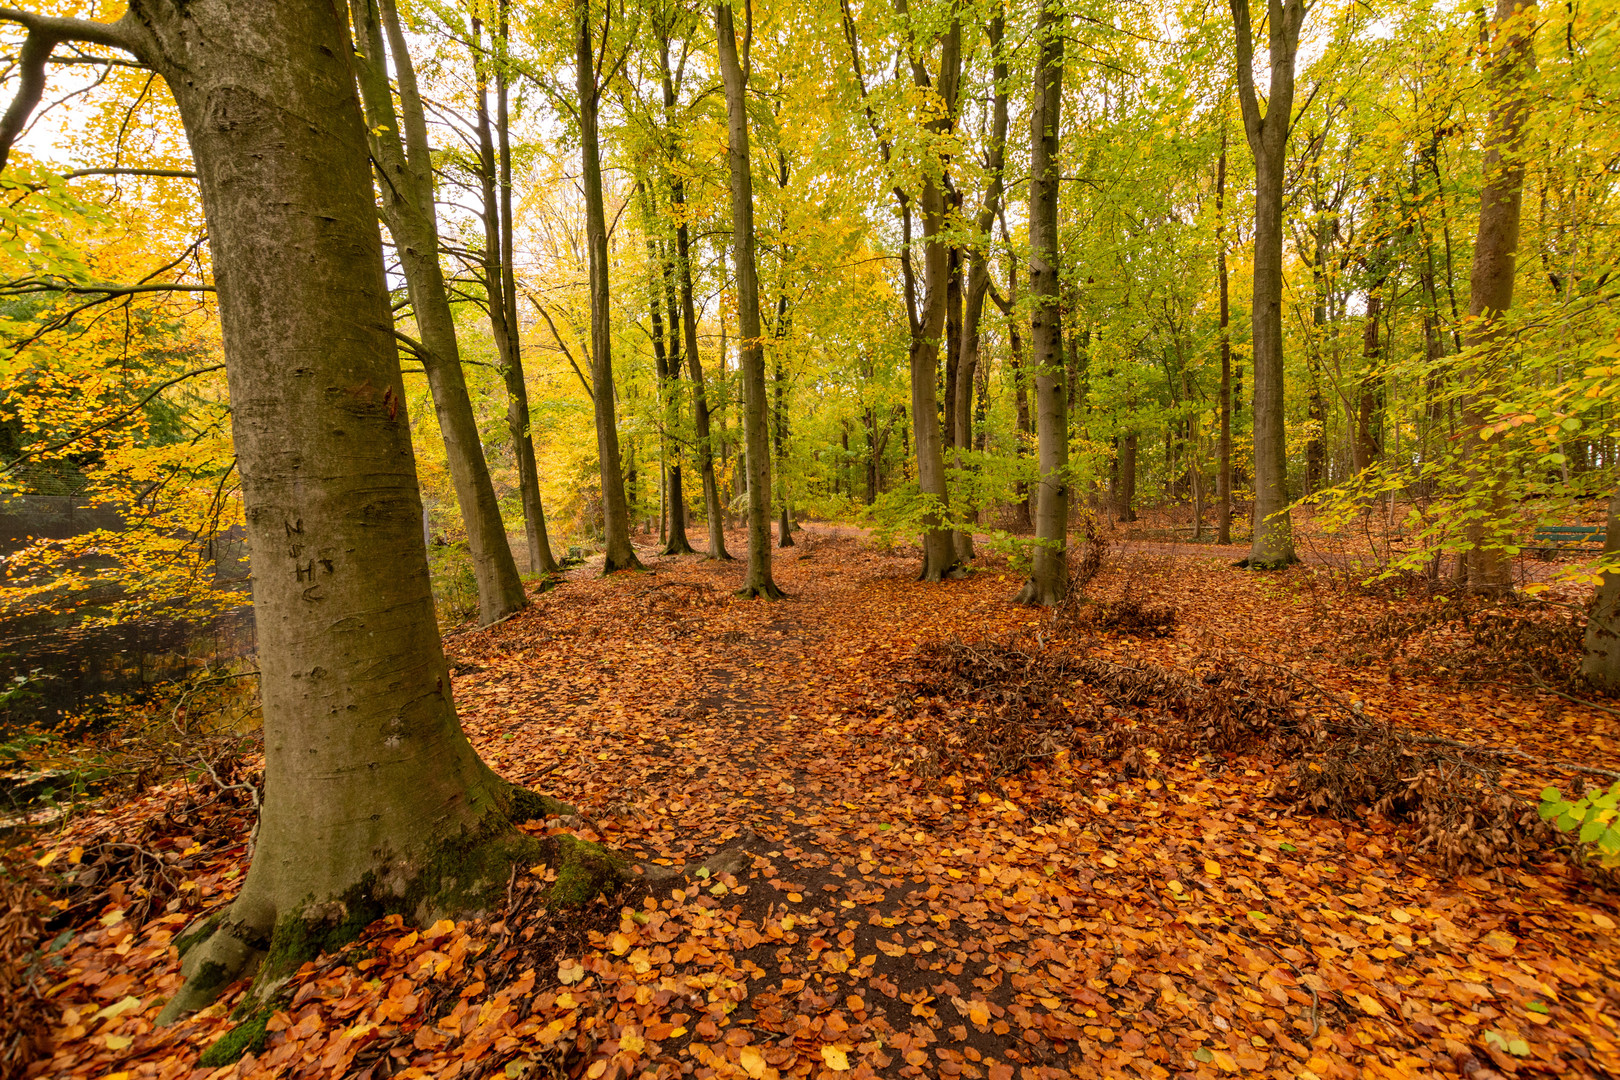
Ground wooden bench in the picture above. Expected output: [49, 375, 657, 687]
[1531, 524, 1607, 557]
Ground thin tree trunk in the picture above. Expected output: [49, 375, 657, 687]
[1217, 139, 1233, 545]
[1016, 0, 1066, 606]
[1119, 434, 1138, 522]
[952, 11, 1009, 564]
[1461, 0, 1537, 595]
[658, 35, 729, 560]
[716, 0, 781, 598]
[577, 0, 641, 572]
[1231, 0, 1305, 569]
[475, 8, 557, 576]
[352, 0, 527, 622]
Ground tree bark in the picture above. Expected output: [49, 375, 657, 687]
[716, 0, 781, 598]
[952, 11, 1009, 564]
[352, 0, 527, 622]
[1216, 140, 1233, 545]
[1583, 492, 1620, 691]
[1119, 434, 1138, 522]
[577, 0, 642, 572]
[474, 7, 558, 576]
[656, 34, 730, 561]
[1015, 0, 1066, 607]
[25, 0, 620, 1029]
[1231, 0, 1305, 569]
[1461, 0, 1537, 595]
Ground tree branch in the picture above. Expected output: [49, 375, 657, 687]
[0, 9, 141, 172]
[1, 364, 224, 471]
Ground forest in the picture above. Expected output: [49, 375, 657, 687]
[0, 0, 1619, 1078]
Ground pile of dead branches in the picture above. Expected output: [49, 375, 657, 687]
[0, 848, 54, 1080]
[1347, 596, 1586, 689]
[901, 635, 1595, 874]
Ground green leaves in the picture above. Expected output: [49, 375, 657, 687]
[1539, 781, 1620, 865]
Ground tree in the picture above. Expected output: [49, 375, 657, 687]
[0, 0, 621, 1030]
[1016, 0, 1066, 607]
[577, 0, 643, 573]
[349, 0, 529, 623]
[474, 2, 561, 577]
[1459, 0, 1537, 594]
[717, 0, 782, 599]
[1585, 493, 1620, 692]
[1230, 0, 1307, 569]
[1215, 134, 1233, 546]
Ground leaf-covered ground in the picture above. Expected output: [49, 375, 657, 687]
[19, 529, 1620, 1080]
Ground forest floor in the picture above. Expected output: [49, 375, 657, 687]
[15, 525, 1620, 1080]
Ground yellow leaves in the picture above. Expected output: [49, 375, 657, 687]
[608, 931, 633, 955]
[1203, 859, 1221, 878]
[1481, 929, 1518, 955]
[1355, 992, 1387, 1016]
[820, 1046, 851, 1071]
[739, 1046, 768, 1078]
[557, 959, 584, 984]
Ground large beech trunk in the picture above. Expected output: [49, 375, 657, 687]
[577, 0, 642, 573]
[1460, 0, 1537, 595]
[1016, 0, 1067, 606]
[350, 0, 527, 622]
[15, 0, 621, 1028]
[1231, 0, 1305, 569]
[716, 0, 782, 598]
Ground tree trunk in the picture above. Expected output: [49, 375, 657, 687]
[351, 0, 527, 622]
[952, 11, 1009, 564]
[1016, 0, 1066, 607]
[716, 0, 782, 598]
[1583, 492, 1620, 691]
[658, 33, 730, 561]
[36, 0, 624, 1029]
[1354, 291, 1384, 472]
[1231, 0, 1304, 569]
[577, 0, 641, 572]
[474, 8, 558, 576]
[1217, 140, 1233, 545]
[1119, 434, 1138, 522]
[1461, 0, 1537, 595]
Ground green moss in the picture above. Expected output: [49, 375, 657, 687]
[198, 1004, 273, 1066]
[505, 784, 579, 823]
[173, 912, 223, 959]
[258, 879, 389, 985]
[547, 834, 628, 907]
[186, 959, 235, 1006]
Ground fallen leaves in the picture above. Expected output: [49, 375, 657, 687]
[13, 531, 1620, 1080]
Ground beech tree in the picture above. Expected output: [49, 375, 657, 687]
[576, 0, 643, 573]
[1015, 0, 1067, 607]
[1230, 0, 1306, 569]
[348, 0, 528, 623]
[0, 0, 620, 1030]
[717, 0, 781, 599]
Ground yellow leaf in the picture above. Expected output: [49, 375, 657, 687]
[739, 1047, 767, 1079]
[557, 959, 584, 984]
[821, 1046, 851, 1071]
[586, 1061, 607, 1079]
[424, 919, 456, 940]
[68, 846, 83, 864]
[555, 992, 576, 1009]
[392, 932, 419, 953]
[609, 932, 632, 955]
[1212, 1049, 1239, 1072]
[1204, 860, 1221, 878]
[103, 1034, 132, 1051]
[620, 1032, 645, 1054]
[1355, 993, 1387, 1016]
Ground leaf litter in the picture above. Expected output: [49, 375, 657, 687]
[7, 527, 1620, 1080]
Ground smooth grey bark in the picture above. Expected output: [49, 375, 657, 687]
[1461, 0, 1537, 595]
[716, 0, 781, 598]
[1016, 0, 1066, 606]
[654, 30, 729, 560]
[2, 0, 609, 1025]
[1231, 0, 1306, 569]
[349, 0, 526, 623]
[1583, 492, 1620, 691]
[576, 0, 642, 572]
[1216, 140, 1233, 546]
[952, 11, 1009, 564]
[474, 8, 558, 576]
[909, 16, 963, 583]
